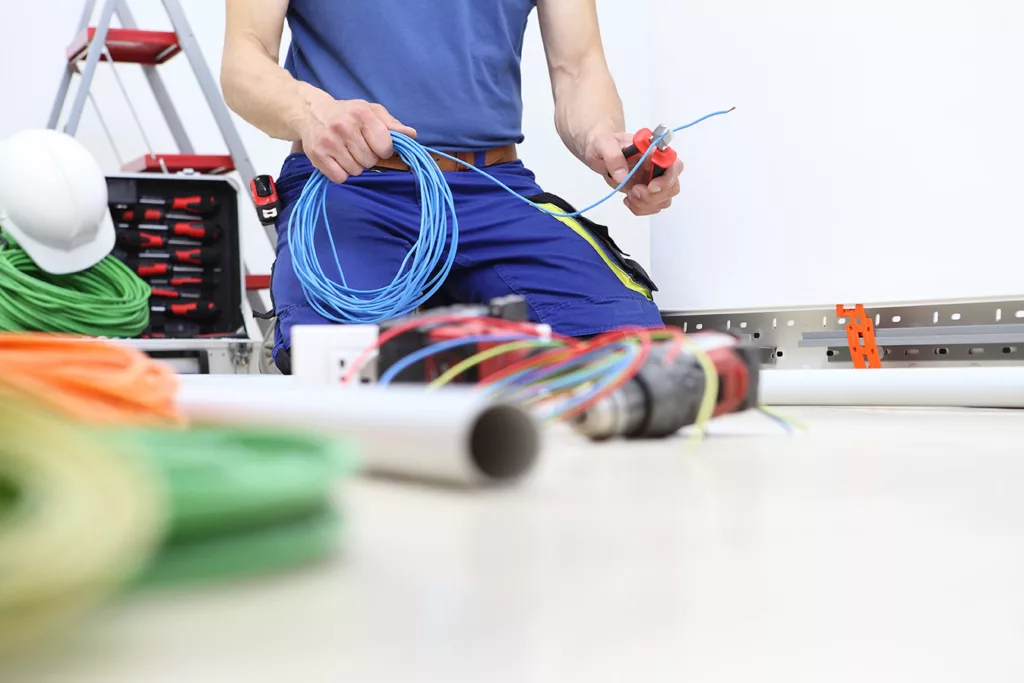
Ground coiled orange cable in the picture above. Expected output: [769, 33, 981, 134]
[0, 333, 183, 426]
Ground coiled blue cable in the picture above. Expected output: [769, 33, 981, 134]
[288, 133, 459, 324]
[287, 108, 734, 324]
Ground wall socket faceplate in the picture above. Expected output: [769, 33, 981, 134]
[290, 324, 379, 386]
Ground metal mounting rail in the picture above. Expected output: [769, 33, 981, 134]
[663, 298, 1024, 369]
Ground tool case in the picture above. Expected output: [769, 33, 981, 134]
[104, 173, 262, 374]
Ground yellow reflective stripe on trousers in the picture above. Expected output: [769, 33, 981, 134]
[535, 203, 652, 300]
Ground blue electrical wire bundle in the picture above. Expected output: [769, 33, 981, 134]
[289, 132, 459, 324]
[287, 108, 735, 324]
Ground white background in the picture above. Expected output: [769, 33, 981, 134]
[0, 0, 651, 278]
[652, 0, 1024, 311]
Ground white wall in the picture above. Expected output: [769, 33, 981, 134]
[520, 0, 652, 267]
[0, 1, 651, 278]
[652, 0, 1024, 312]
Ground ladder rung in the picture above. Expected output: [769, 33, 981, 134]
[122, 154, 236, 175]
[67, 28, 181, 65]
[246, 275, 272, 291]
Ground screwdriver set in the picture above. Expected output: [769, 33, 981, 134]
[105, 176, 246, 340]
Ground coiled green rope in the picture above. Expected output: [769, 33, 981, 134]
[0, 242, 150, 337]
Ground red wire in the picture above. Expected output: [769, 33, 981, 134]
[340, 314, 572, 385]
[478, 343, 583, 388]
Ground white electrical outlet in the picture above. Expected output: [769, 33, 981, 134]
[291, 324, 379, 387]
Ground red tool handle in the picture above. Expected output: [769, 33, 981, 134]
[170, 195, 219, 216]
[116, 231, 202, 250]
[116, 221, 221, 243]
[114, 206, 166, 223]
[621, 127, 677, 181]
[129, 247, 221, 266]
[140, 195, 220, 217]
[170, 222, 221, 241]
[152, 301, 220, 321]
[117, 231, 165, 249]
[170, 247, 220, 266]
[129, 262, 170, 278]
[150, 275, 220, 288]
[149, 286, 202, 300]
[123, 260, 206, 277]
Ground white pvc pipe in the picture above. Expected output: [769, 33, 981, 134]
[175, 378, 541, 486]
[760, 367, 1024, 408]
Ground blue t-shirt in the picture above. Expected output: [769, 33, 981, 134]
[284, 0, 536, 151]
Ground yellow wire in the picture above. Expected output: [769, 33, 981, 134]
[679, 339, 720, 445]
[427, 339, 565, 390]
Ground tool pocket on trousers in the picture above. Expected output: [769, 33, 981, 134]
[527, 192, 658, 298]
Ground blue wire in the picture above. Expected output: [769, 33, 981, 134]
[541, 343, 641, 421]
[485, 340, 632, 398]
[423, 108, 735, 218]
[377, 334, 540, 386]
[287, 108, 734, 325]
[502, 351, 627, 403]
[288, 133, 459, 324]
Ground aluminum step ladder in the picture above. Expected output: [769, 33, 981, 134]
[47, 0, 276, 300]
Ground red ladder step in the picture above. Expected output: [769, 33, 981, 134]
[67, 28, 181, 65]
[122, 154, 236, 175]
[246, 275, 272, 291]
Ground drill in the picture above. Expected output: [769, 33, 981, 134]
[573, 332, 760, 440]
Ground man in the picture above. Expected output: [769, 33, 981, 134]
[222, 0, 681, 373]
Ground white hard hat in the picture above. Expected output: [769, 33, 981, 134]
[0, 129, 114, 274]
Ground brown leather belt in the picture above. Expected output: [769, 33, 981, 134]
[290, 141, 517, 172]
[375, 144, 518, 172]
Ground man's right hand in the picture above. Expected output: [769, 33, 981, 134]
[301, 97, 417, 183]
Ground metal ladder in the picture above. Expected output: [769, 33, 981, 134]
[47, 0, 276, 281]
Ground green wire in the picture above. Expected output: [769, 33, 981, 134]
[114, 427, 357, 543]
[137, 507, 344, 588]
[0, 242, 151, 337]
[103, 425, 359, 586]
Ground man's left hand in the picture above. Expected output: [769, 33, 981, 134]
[585, 132, 683, 217]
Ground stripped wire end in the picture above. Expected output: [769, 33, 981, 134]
[758, 406, 805, 434]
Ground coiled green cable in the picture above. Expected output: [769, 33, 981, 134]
[108, 426, 358, 586]
[0, 242, 151, 337]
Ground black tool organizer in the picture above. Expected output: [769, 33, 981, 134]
[105, 175, 244, 338]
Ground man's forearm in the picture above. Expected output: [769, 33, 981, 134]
[552, 56, 625, 162]
[220, 40, 330, 142]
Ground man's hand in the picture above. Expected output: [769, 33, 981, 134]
[585, 132, 683, 217]
[301, 96, 417, 184]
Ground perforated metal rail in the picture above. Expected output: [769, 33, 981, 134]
[663, 299, 1024, 369]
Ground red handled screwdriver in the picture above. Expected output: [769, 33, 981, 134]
[151, 301, 220, 321]
[116, 231, 202, 250]
[149, 286, 203, 300]
[621, 124, 678, 181]
[116, 221, 221, 243]
[116, 247, 221, 266]
[122, 261, 216, 278]
[139, 195, 220, 217]
[112, 205, 218, 223]
[150, 275, 221, 288]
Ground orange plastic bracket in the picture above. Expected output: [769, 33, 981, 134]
[836, 304, 882, 369]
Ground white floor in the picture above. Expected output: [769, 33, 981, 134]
[10, 406, 1024, 683]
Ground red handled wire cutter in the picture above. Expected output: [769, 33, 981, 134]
[621, 124, 678, 182]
